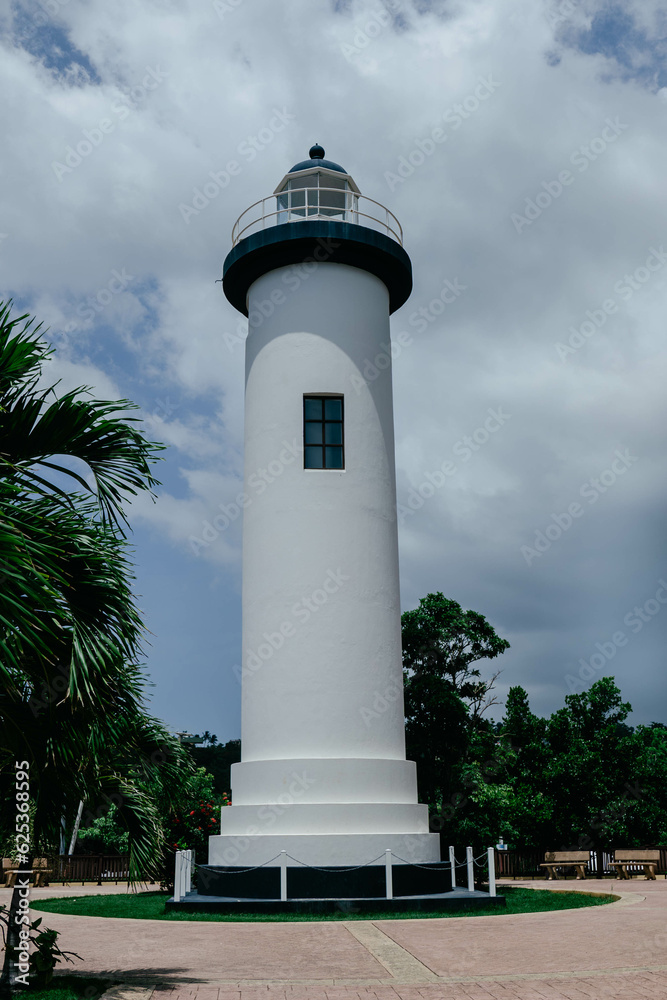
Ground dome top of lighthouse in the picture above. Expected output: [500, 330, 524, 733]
[288, 143, 347, 175]
[274, 145, 360, 196]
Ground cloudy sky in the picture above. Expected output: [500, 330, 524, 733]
[2, 0, 666, 739]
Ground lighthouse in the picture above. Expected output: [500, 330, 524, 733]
[208, 145, 440, 873]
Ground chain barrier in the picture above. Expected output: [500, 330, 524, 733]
[284, 852, 386, 872]
[196, 854, 282, 874]
[389, 853, 451, 870]
[191, 850, 487, 875]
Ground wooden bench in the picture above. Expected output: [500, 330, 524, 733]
[540, 851, 589, 880]
[1, 858, 13, 885]
[5, 858, 52, 888]
[610, 849, 659, 880]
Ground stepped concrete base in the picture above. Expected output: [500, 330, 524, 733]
[208, 832, 441, 868]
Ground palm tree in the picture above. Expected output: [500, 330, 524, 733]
[0, 302, 192, 990]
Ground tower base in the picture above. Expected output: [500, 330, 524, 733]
[197, 855, 450, 901]
[208, 832, 440, 868]
[167, 889, 505, 915]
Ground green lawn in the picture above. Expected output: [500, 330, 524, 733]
[16, 975, 117, 1000]
[30, 886, 615, 922]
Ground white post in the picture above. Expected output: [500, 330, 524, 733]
[385, 849, 393, 900]
[186, 849, 192, 894]
[449, 845, 456, 889]
[466, 846, 474, 892]
[173, 851, 182, 903]
[280, 850, 287, 902]
[487, 847, 496, 897]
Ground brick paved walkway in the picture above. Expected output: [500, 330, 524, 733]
[5, 876, 666, 999]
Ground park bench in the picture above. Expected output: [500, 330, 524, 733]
[1, 858, 13, 885]
[540, 851, 589, 880]
[5, 858, 52, 888]
[610, 849, 659, 880]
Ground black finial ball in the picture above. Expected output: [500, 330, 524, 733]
[309, 143, 325, 160]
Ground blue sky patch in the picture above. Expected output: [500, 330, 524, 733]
[560, 5, 667, 91]
[10, 3, 100, 85]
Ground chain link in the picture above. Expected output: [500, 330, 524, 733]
[284, 852, 386, 872]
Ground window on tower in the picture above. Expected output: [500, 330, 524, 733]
[303, 396, 344, 469]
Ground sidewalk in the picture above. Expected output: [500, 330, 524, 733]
[5, 877, 667, 998]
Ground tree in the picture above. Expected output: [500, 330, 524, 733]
[402, 593, 510, 716]
[0, 302, 190, 990]
[191, 738, 241, 795]
[496, 686, 553, 850]
[495, 679, 667, 853]
[402, 593, 510, 831]
[544, 677, 636, 852]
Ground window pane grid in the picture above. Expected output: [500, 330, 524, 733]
[304, 395, 344, 470]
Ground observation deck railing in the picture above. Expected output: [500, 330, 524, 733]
[231, 187, 403, 247]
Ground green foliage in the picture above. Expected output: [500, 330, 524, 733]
[402, 592, 667, 854]
[402, 592, 510, 714]
[0, 299, 191, 882]
[28, 920, 81, 988]
[0, 907, 81, 989]
[12, 976, 116, 1000]
[402, 592, 510, 830]
[191, 739, 241, 795]
[163, 767, 229, 862]
[76, 804, 129, 855]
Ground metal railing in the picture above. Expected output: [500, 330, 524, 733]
[173, 845, 497, 902]
[231, 187, 404, 247]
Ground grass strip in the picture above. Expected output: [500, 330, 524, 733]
[15, 975, 117, 1000]
[30, 886, 614, 922]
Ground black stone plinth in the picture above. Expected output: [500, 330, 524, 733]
[195, 860, 452, 900]
[166, 888, 505, 916]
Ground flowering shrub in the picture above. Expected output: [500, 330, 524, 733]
[166, 768, 231, 861]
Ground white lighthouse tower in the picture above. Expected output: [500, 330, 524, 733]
[208, 145, 440, 873]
